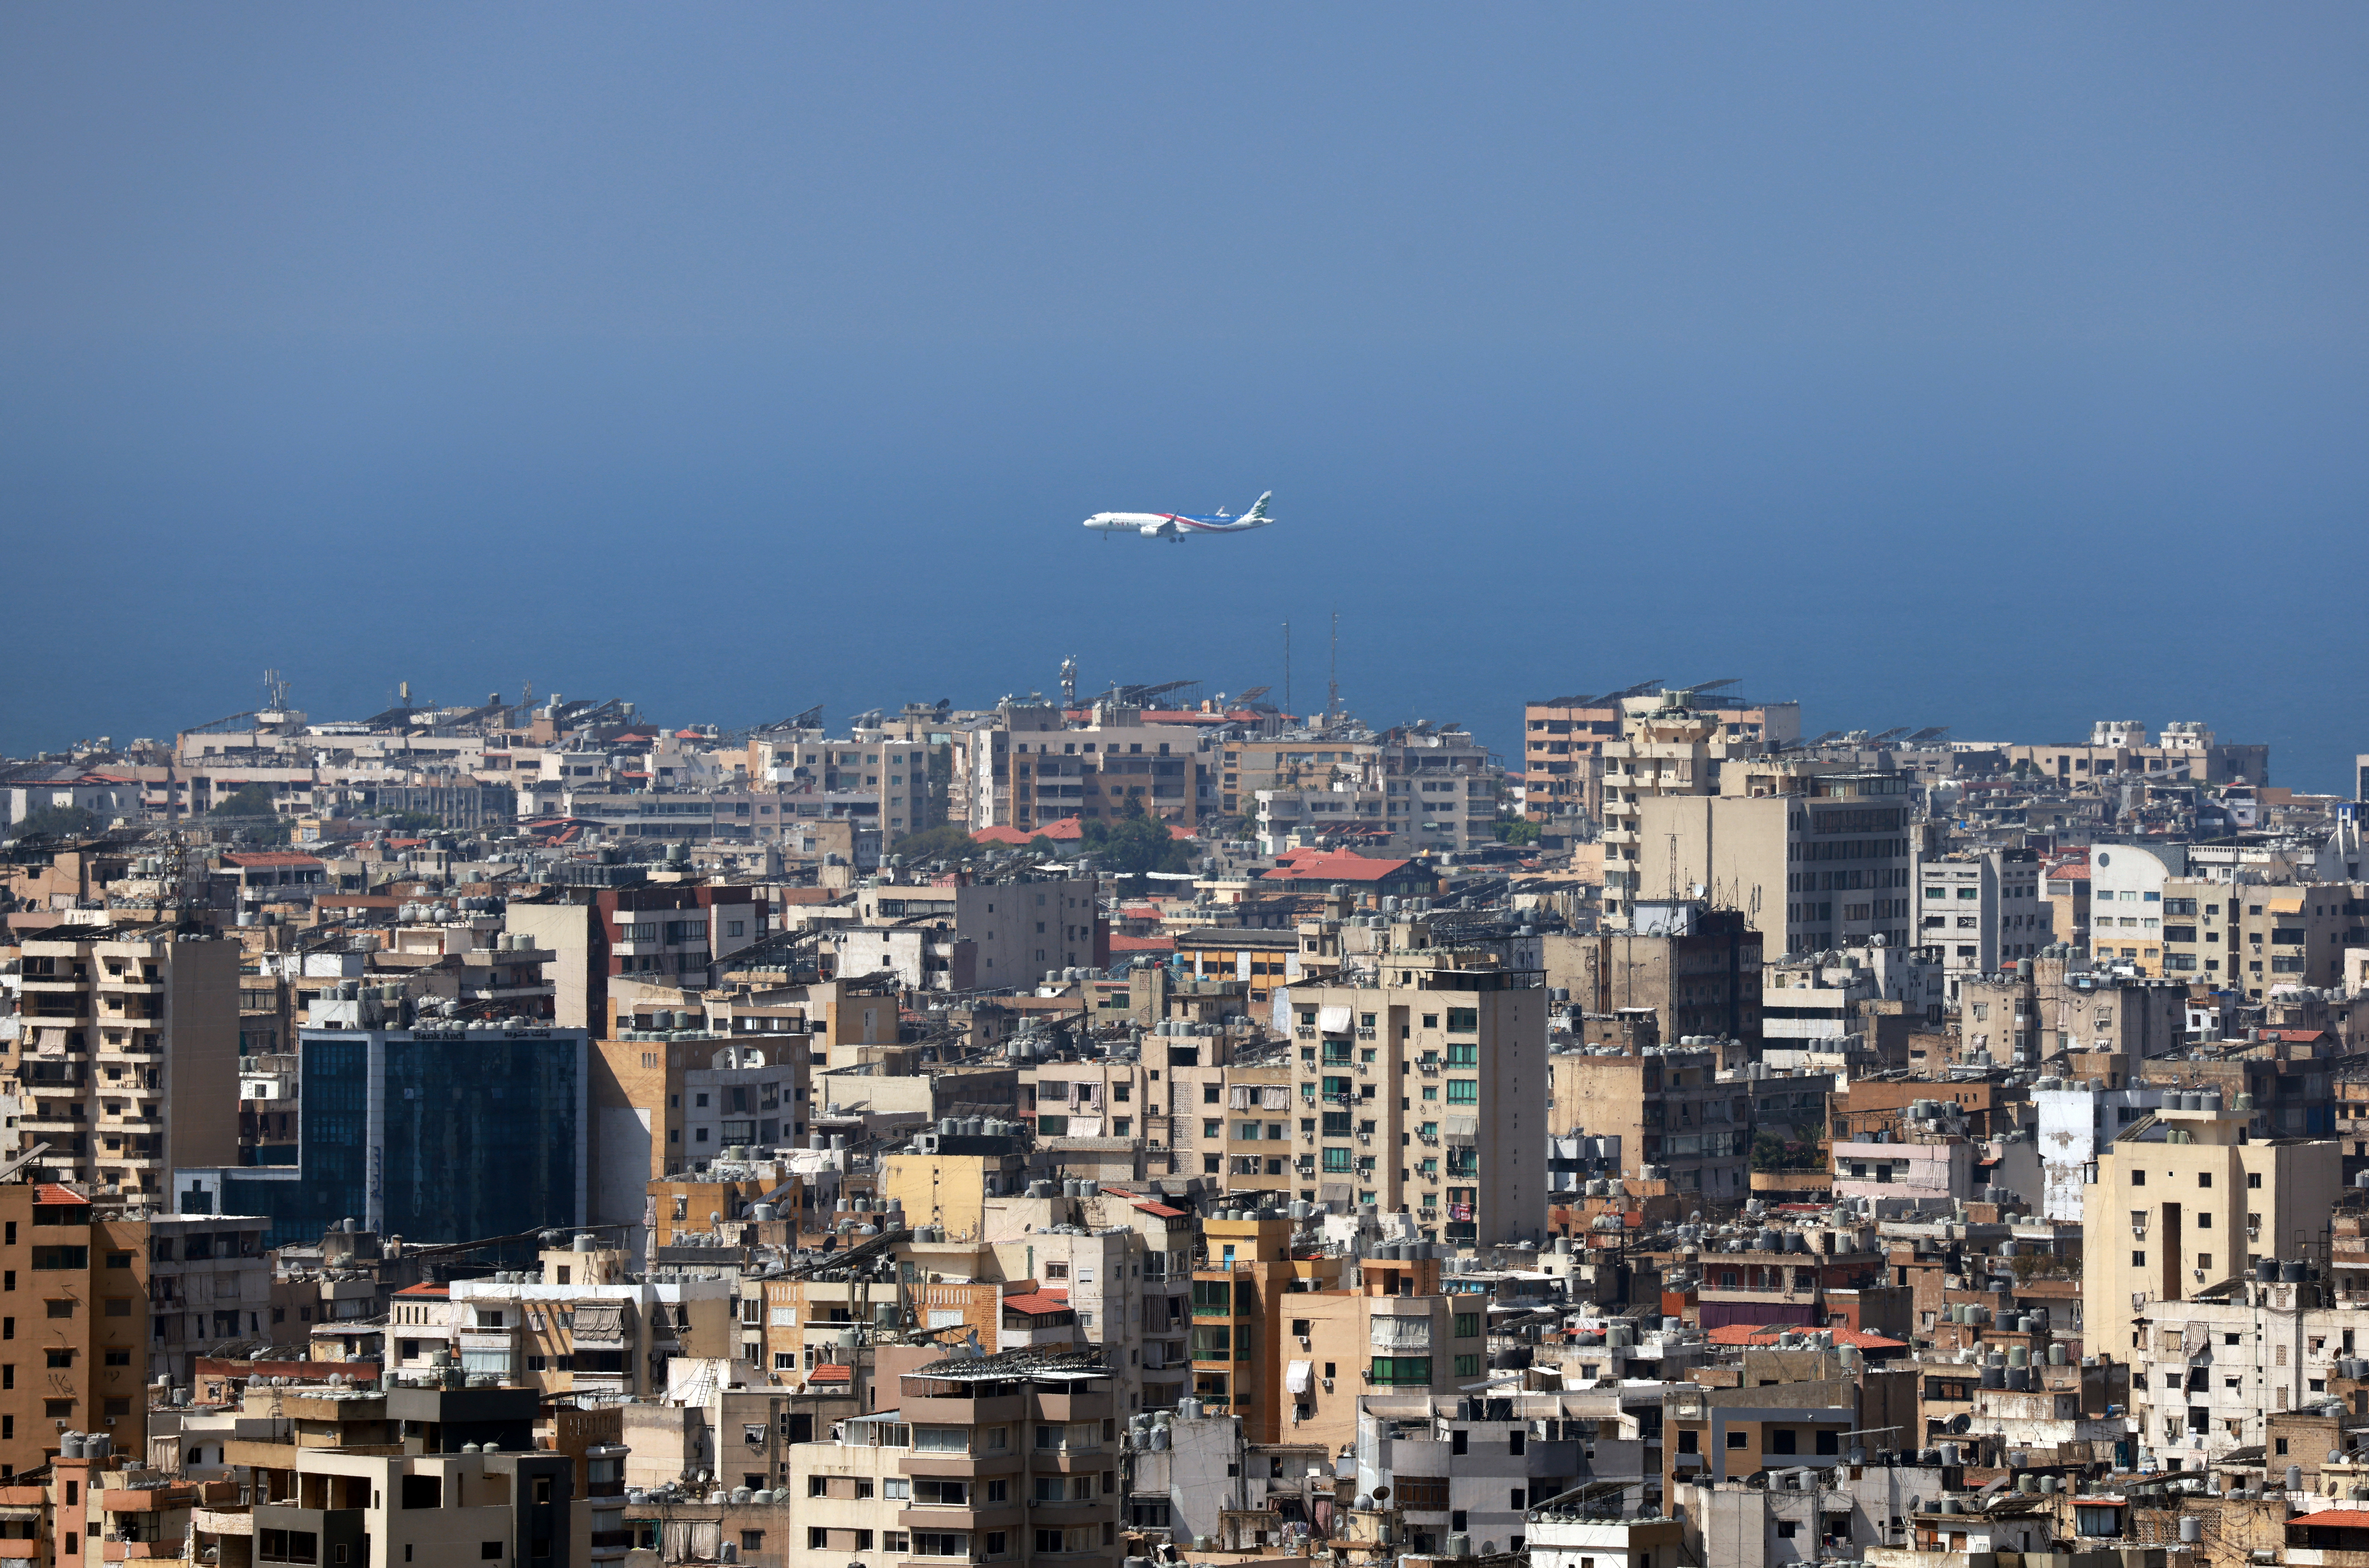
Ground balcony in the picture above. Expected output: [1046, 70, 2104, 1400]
[901, 1393, 1025, 1426]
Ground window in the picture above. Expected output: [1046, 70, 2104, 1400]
[1454, 1313, 1480, 1338]
[1727, 1431, 1748, 1449]
[1445, 1080, 1477, 1104]
[1455, 1353, 1481, 1377]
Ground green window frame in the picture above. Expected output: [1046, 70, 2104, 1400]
[1446, 1079, 1478, 1105]
[1446, 1008, 1478, 1033]
[1323, 1147, 1353, 1172]
[1446, 1042, 1477, 1067]
[1370, 1357, 1432, 1387]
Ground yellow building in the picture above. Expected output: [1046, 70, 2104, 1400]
[2083, 1095, 2340, 1333]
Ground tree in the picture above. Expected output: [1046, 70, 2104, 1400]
[210, 783, 280, 818]
[7, 804, 97, 841]
[890, 824, 978, 863]
[1079, 809, 1193, 880]
[1494, 819, 1541, 846]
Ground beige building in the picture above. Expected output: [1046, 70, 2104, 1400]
[1629, 764, 1920, 958]
[780, 1348, 1125, 1568]
[1280, 920, 1547, 1245]
[10, 930, 238, 1196]
[2156, 879, 2363, 997]
[2083, 1095, 2340, 1329]
[1524, 691, 1798, 826]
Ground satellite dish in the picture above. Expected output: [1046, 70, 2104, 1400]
[1373, 1487, 1390, 1502]
[1950, 1414, 1972, 1434]
[1908, 1497, 1924, 1515]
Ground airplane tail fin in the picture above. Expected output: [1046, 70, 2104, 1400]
[1244, 491, 1273, 524]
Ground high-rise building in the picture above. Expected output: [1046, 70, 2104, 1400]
[2083, 1095, 2338, 1345]
[782, 1349, 1125, 1568]
[1628, 762, 1920, 958]
[1524, 690, 1798, 826]
[0, 1180, 149, 1480]
[1914, 847, 2049, 1001]
[176, 1026, 589, 1249]
[1279, 921, 1547, 1245]
[11, 930, 239, 1199]
[507, 885, 765, 1033]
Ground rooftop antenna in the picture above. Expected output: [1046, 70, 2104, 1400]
[1327, 610, 1340, 726]
[1283, 621, 1292, 718]
[1060, 657, 1077, 708]
[263, 669, 290, 712]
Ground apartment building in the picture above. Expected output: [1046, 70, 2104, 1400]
[1188, 1212, 1465, 1451]
[843, 875, 1106, 992]
[751, 720, 951, 839]
[1523, 691, 1798, 826]
[2040, 857, 2091, 952]
[1545, 903, 1764, 1046]
[10, 930, 238, 1197]
[588, 1029, 807, 1245]
[780, 1348, 1125, 1568]
[2084, 844, 2184, 968]
[1915, 848, 2049, 1000]
[1955, 955, 2186, 1070]
[0, 1181, 150, 1480]
[145, 1212, 270, 1390]
[968, 701, 1207, 834]
[1630, 766, 1919, 957]
[441, 1249, 736, 1400]
[2156, 878, 2366, 996]
[2004, 720, 2266, 788]
[508, 884, 765, 1032]
[2083, 1094, 2340, 1333]
[1279, 921, 1547, 1245]
[1548, 1040, 1749, 1199]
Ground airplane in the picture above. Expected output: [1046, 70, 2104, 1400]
[1083, 491, 1275, 542]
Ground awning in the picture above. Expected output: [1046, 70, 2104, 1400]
[1286, 1360, 1313, 1394]
[1442, 1116, 1480, 1141]
[571, 1302, 627, 1339]
[1319, 1005, 1353, 1034]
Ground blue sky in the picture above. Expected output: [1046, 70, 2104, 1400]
[3, 7, 2365, 786]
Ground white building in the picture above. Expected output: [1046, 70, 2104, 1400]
[2032, 1080, 2171, 1222]
[1915, 848, 2049, 1000]
[2088, 844, 2186, 968]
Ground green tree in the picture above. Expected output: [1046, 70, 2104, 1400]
[890, 823, 978, 863]
[1494, 819, 1541, 846]
[1080, 809, 1193, 879]
[211, 783, 280, 818]
[8, 804, 98, 841]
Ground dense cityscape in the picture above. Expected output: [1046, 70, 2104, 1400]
[0, 673, 2359, 1568]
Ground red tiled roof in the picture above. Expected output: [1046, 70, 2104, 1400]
[1261, 851, 1414, 883]
[971, 826, 1035, 845]
[1705, 1323, 1907, 1350]
[223, 852, 325, 868]
[395, 1283, 450, 1297]
[999, 1292, 1074, 1315]
[807, 1363, 853, 1383]
[2291, 1509, 2369, 1528]
[33, 1184, 88, 1207]
[1109, 934, 1174, 953]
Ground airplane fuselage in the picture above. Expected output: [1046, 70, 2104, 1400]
[1082, 493, 1275, 541]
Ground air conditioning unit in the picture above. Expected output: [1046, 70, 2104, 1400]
[1297, 1336, 1312, 1350]
[1322, 1377, 1335, 1391]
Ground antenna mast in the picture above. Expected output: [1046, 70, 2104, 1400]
[1327, 610, 1339, 727]
[1283, 622, 1292, 719]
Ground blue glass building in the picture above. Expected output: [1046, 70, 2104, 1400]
[177, 1027, 588, 1249]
